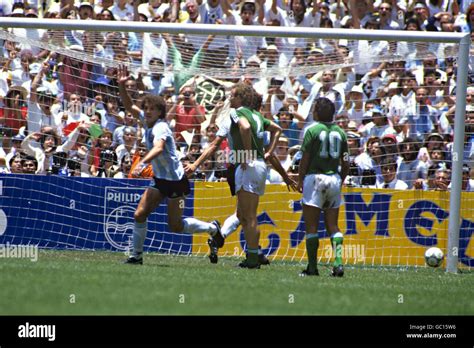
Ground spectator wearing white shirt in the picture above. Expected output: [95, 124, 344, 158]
[94, 0, 114, 15]
[115, 126, 137, 165]
[368, 106, 397, 139]
[0, 0, 13, 16]
[262, 76, 287, 118]
[11, 49, 33, 87]
[138, 0, 170, 20]
[113, 111, 137, 147]
[462, 164, 474, 191]
[345, 84, 366, 127]
[4, 133, 23, 171]
[265, 0, 320, 57]
[388, 71, 417, 124]
[399, 86, 439, 142]
[267, 136, 291, 183]
[57, 93, 89, 127]
[446, 163, 474, 191]
[109, 0, 134, 21]
[354, 136, 385, 187]
[378, 1, 401, 30]
[28, 61, 62, 134]
[227, 0, 267, 62]
[21, 126, 79, 175]
[397, 137, 428, 189]
[140, 58, 173, 96]
[349, 3, 389, 80]
[299, 70, 344, 120]
[376, 156, 408, 189]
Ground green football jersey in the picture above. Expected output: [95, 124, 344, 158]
[229, 107, 271, 163]
[301, 122, 348, 175]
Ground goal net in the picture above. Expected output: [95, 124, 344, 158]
[0, 19, 472, 270]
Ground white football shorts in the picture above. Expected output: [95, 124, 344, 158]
[235, 159, 267, 196]
[303, 173, 342, 209]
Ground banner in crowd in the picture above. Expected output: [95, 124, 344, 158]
[0, 175, 472, 267]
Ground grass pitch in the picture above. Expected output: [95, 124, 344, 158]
[0, 250, 472, 315]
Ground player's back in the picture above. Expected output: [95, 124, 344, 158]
[229, 107, 269, 162]
[302, 122, 347, 175]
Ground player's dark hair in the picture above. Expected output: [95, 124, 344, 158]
[143, 94, 167, 119]
[313, 97, 335, 122]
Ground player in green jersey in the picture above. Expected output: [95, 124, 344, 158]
[297, 97, 350, 277]
[185, 87, 295, 266]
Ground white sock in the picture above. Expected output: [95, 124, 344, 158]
[132, 221, 147, 257]
[182, 218, 216, 235]
[221, 213, 240, 239]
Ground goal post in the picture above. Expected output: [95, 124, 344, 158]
[0, 18, 471, 272]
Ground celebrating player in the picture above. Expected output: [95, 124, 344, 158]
[297, 97, 349, 277]
[117, 65, 223, 264]
[185, 88, 296, 265]
[187, 83, 282, 268]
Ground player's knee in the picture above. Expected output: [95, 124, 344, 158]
[169, 221, 183, 233]
[134, 210, 146, 223]
[240, 215, 256, 228]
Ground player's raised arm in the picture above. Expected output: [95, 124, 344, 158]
[117, 65, 141, 119]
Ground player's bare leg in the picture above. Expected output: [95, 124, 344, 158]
[324, 207, 344, 277]
[211, 207, 269, 265]
[236, 190, 260, 269]
[125, 188, 165, 264]
[300, 204, 321, 276]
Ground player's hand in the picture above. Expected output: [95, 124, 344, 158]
[296, 180, 303, 193]
[283, 176, 298, 192]
[132, 161, 146, 177]
[184, 163, 197, 176]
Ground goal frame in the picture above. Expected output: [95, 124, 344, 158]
[0, 18, 470, 273]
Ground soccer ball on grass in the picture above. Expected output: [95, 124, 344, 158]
[424, 247, 444, 267]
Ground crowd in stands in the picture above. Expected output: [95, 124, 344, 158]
[1, 0, 474, 191]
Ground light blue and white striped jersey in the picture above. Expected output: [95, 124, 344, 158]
[139, 111, 184, 181]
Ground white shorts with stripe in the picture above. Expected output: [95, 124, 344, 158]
[303, 173, 342, 209]
[235, 159, 267, 196]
